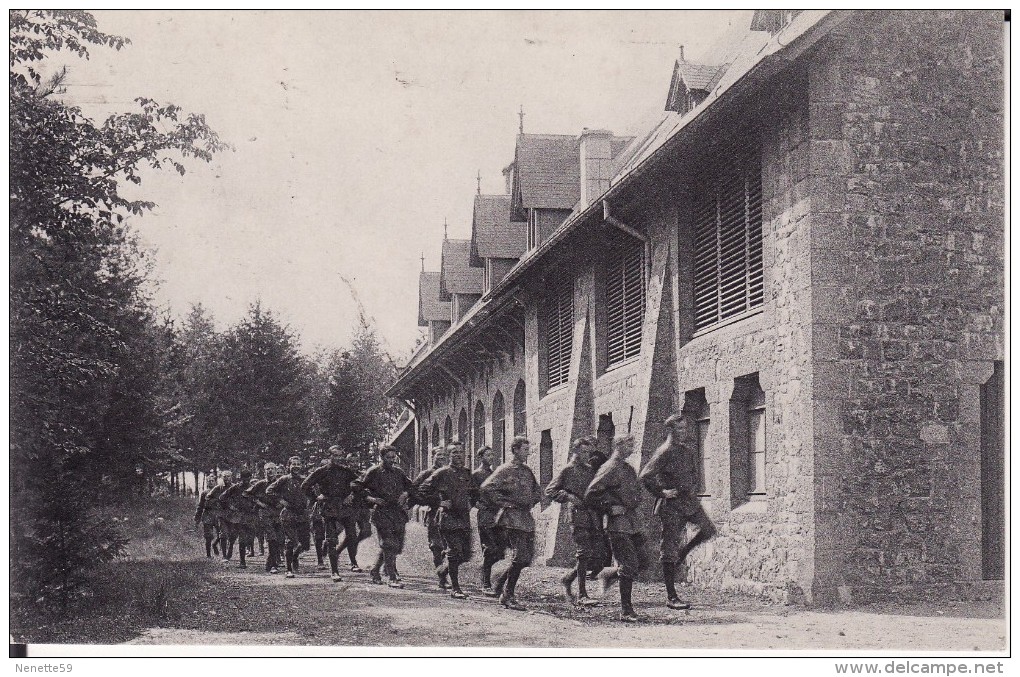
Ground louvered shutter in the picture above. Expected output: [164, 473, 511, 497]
[693, 143, 764, 331]
[544, 280, 573, 389]
[606, 237, 646, 367]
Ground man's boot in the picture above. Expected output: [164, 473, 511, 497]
[449, 562, 468, 599]
[437, 560, 450, 590]
[560, 565, 578, 602]
[619, 576, 639, 622]
[576, 557, 596, 605]
[285, 545, 295, 578]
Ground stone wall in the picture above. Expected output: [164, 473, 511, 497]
[660, 68, 817, 602]
[808, 10, 1004, 602]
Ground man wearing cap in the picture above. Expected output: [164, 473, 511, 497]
[640, 413, 717, 610]
[412, 445, 450, 589]
[220, 469, 258, 569]
[546, 436, 604, 605]
[247, 463, 284, 574]
[360, 445, 413, 587]
[585, 434, 649, 622]
[302, 446, 360, 583]
[420, 443, 478, 599]
[266, 456, 310, 578]
[480, 436, 543, 611]
[194, 475, 221, 558]
[472, 445, 505, 594]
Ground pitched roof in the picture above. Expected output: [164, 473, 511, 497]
[512, 134, 635, 213]
[470, 194, 527, 266]
[439, 238, 483, 299]
[677, 59, 725, 92]
[389, 10, 845, 400]
[417, 271, 451, 326]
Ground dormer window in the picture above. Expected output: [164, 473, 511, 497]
[749, 9, 801, 34]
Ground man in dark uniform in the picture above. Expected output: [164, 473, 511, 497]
[585, 438, 613, 578]
[247, 462, 284, 574]
[310, 496, 327, 570]
[471, 445, 505, 594]
[307, 455, 327, 569]
[586, 434, 650, 622]
[336, 451, 372, 573]
[220, 469, 258, 569]
[545, 437, 604, 605]
[420, 443, 478, 599]
[480, 436, 542, 611]
[266, 456, 310, 579]
[640, 413, 718, 610]
[361, 445, 413, 587]
[411, 445, 450, 589]
[194, 475, 221, 558]
[216, 471, 236, 562]
[302, 446, 359, 583]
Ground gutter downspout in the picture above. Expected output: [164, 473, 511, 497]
[603, 200, 647, 242]
[604, 199, 652, 282]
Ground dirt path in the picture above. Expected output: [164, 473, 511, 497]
[125, 522, 1007, 650]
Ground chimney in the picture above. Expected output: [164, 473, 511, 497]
[579, 128, 613, 207]
[502, 163, 514, 195]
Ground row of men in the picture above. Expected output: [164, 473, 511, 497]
[194, 414, 714, 622]
[195, 453, 374, 577]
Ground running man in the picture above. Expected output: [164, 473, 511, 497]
[545, 437, 605, 605]
[194, 475, 221, 558]
[266, 456, 310, 578]
[472, 445, 506, 594]
[302, 446, 360, 583]
[360, 445, 413, 588]
[585, 434, 650, 622]
[640, 413, 718, 610]
[248, 463, 285, 574]
[412, 445, 450, 588]
[480, 436, 542, 611]
[420, 443, 478, 599]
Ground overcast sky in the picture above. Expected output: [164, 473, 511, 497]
[66, 10, 750, 357]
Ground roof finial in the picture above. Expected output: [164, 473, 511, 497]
[518, 104, 525, 134]
[420, 252, 425, 271]
[476, 170, 482, 195]
[443, 218, 448, 240]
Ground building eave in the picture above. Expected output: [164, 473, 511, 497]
[486, 9, 846, 302]
[387, 9, 850, 401]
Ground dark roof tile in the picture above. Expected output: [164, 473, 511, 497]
[513, 133, 634, 213]
[470, 194, 527, 265]
[440, 238, 483, 298]
[418, 271, 451, 326]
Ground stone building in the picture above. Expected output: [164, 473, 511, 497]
[386, 10, 1004, 604]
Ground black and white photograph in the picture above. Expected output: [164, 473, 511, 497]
[9, 9, 1007, 664]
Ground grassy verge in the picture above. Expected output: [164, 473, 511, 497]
[11, 494, 217, 644]
[11, 559, 222, 644]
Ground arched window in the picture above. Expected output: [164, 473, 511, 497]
[432, 421, 440, 448]
[684, 389, 710, 496]
[473, 401, 486, 468]
[513, 379, 527, 438]
[729, 372, 765, 502]
[458, 408, 468, 445]
[747, 384, 766, 495]
[491, 391, 505, 464]
[443, 416, 452, 444]
[420, 423, 430, 473]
